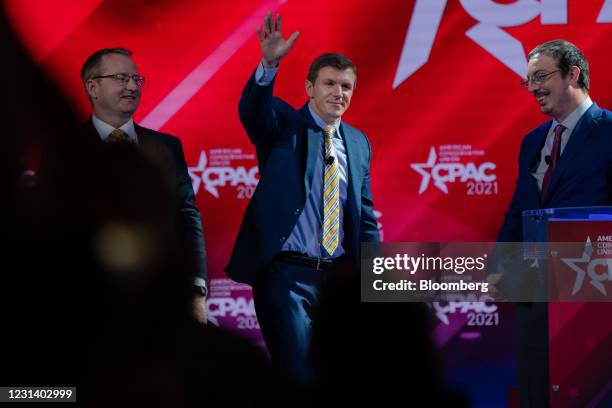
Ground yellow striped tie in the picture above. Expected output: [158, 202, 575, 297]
[108, 128, 129, 142]
[322, 125, 339, 256]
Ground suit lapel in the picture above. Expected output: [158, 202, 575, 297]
[525, 122, 551, 202]
[543, 103, 601, 203]
[303, 126, 321, 192]
[82, 118, 105, 146]
[300, 104, 323, 193]
[134, 124, 171, 172]
[341, 123, 360, 206]
[134, 123, 149, 147]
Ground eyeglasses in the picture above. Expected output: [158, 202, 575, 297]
[90, 73, 146, 87]
[520, 70, 560, 87]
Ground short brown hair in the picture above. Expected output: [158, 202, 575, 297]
[80, 47, 132, 86]
[307, 53, 356, 84]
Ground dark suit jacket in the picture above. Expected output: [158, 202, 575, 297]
[498, 102, 612, 242]
[132, 122, 207, 282]
[39, 119, 208, 282]
[225, 71, 380, 285]
[495, 102, 612, 407]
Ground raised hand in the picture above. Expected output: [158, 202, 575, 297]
[257, 12, 300, 67]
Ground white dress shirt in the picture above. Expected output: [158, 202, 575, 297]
[532, 96, 593, 190]
[92, 114, 139, 144]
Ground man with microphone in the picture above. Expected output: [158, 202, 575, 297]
[491, 39, 612, 407]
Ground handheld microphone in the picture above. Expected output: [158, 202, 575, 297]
[325, 156, 335, 165]
[544, 155, 552, 165]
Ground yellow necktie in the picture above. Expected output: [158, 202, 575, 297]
[107, 128, 129, 142]
[322, 125, 339, 256]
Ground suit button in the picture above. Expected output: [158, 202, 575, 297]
[280, 236, 286, 242]
[294, 208, 300, 215]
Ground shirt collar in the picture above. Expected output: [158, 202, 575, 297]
[552, 95, 593, 133]
[308, 105, 341, 137]
[92, 114, 138, 143]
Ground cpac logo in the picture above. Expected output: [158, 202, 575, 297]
[206, 296, 256, 326]
[561, 237, 612, 296]
[188, 151, 259, 198]
[433, 300, 496, 325]
[411, 147, 496, 194]
[393, 0, 612, 88]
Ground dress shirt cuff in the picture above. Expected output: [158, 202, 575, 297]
[255, 61, 278, 86]
[193, 277, 207, 289]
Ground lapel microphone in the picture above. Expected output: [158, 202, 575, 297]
[325, 156, 335, 165]
[544, 155, 552, 165]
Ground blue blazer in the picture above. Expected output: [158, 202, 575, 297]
[497, 103, 612, 242]
[225, 72, 380, 285]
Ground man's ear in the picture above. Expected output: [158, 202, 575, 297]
[305, 80, 314, 99]
[568, 65, 581, 87]
[86, 80, 97, 100]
